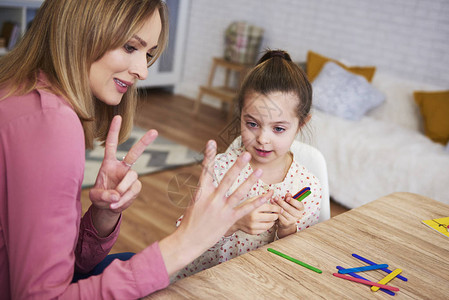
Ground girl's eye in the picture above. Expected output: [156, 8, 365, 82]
[274, 127, 285, 133]
[124, 43, 137, 53]
[247, 122, 258, 128]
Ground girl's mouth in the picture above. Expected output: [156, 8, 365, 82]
[255, 148, 272, 157]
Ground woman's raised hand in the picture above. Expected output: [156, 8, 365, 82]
[89, 115, 158, 214]
[159, 140, 273, 275]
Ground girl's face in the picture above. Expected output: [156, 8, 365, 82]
[89, 10, 162, 105]
[240, 91, 300, 168]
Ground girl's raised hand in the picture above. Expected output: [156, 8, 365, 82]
[273, 193, 305, 238]
[89, 115, 158, 214]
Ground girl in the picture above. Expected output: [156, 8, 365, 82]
[0, 0, 269, 298]
[174, 49, 322, 281]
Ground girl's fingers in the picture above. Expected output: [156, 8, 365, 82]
[122, 129, 158, 167]
[104, 115, 122, 161]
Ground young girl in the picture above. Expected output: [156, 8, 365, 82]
[173, 49, 322, 281]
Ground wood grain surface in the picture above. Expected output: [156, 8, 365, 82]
[147, 192, 449, 299]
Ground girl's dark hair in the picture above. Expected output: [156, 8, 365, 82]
[237, 49, 312, 127]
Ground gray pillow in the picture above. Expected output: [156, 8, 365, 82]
[312, 62, 385, 120]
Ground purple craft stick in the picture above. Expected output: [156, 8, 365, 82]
[352, 253, 408, 281]
[336, 266, 395, 296]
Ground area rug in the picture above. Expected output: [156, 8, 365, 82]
[83, 127, 203, 188]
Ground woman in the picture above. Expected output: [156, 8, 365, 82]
[0, 0, 269, 298]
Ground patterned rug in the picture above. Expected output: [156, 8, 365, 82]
[83, 127, 203, 188]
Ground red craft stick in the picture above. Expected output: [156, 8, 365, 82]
[333, 273, 400, 292]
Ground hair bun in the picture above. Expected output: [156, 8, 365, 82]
[269, 50, 288, 59]
[257, 49, 292, 65]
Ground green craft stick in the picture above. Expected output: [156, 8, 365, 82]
[296, 190, 311, 202]
[267, 248, 322, 273]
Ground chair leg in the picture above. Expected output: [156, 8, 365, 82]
[227, 100, 236, 122]
[194, 90, 204, 115]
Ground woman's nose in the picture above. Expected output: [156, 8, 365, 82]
[130, 54, 149, 80]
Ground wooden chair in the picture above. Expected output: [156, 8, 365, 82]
[194, 57, 251, 121]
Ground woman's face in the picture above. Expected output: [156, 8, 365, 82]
[89, 10, 162, 105]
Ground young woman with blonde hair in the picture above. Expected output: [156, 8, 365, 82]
[0, 0, 269, 298]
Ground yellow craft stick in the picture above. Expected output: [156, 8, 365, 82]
[371, 268, 402, 292]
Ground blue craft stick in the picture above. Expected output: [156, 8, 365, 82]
[336, 266, 395, 296]
[293, 187, 310, 199]
[352, 253, 408, 282]
[338, 264, 389, 274]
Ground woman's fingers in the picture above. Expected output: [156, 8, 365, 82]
[122, 129, 158, 167]
[89, 188, 120, 207]
[197, 140, 217, 192]
[104, 115, 122, 161]
[234, 190, 274, 221]
[215, 152, 252, 198]
[111, 179, 142, 210]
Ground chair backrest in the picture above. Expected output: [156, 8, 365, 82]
[290, 140, 330, 223]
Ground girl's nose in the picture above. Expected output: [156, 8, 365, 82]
[256, 129, 270, 145]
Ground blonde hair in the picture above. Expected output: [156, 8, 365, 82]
[0, 0, 168, 148]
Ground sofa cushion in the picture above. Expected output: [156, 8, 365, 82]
[312, 62, 385, 121]
[414, 90, 449, 145]
[367, 72, 446, 133]
[306, 50, 376, 82]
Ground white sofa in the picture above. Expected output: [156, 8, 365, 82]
[300, 71, 449, 209]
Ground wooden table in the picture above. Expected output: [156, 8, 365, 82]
[147, 193, 449, 299]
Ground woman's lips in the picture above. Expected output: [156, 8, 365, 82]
[114, 78, 131, 93]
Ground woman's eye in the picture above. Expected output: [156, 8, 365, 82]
[146, 53, 154, 63]
[274, 127, 285, 133]
[124, 43, 137, 53]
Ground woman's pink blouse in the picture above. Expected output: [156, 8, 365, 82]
[0, 85, 169, 298]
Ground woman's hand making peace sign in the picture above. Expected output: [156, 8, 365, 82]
[88, 115, 158, 236]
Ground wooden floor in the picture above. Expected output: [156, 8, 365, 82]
[81, 88, 349, 254]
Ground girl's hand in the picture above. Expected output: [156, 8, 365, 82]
[273, 193, 304, 238]
[159, 140, 272, 275]
[225, 196, 280, 236]
[88, 115, 158, 236]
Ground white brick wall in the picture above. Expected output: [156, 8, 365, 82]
[176, 0, 449, 107]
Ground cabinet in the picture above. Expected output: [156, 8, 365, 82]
[0, 0, 189, 89]
[137, 0, 190, 89]
[0, 0, 42, 55]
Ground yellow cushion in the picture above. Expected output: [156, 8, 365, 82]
[414, 90, 449, 145]
[306, 51, 376, 82]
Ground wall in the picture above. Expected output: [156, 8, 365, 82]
[176, 0, 449, 107]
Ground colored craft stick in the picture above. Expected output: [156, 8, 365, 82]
[293, 187, 310, 199]
[296, 190, 311, 202]
[267, 248, 322, 273]
[352, 253, 408, 281]
[371, 268, 402, 292]
[338, 264, 388, 274]
[333, 273, 400, 292]
[336, 266, 395, 296]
